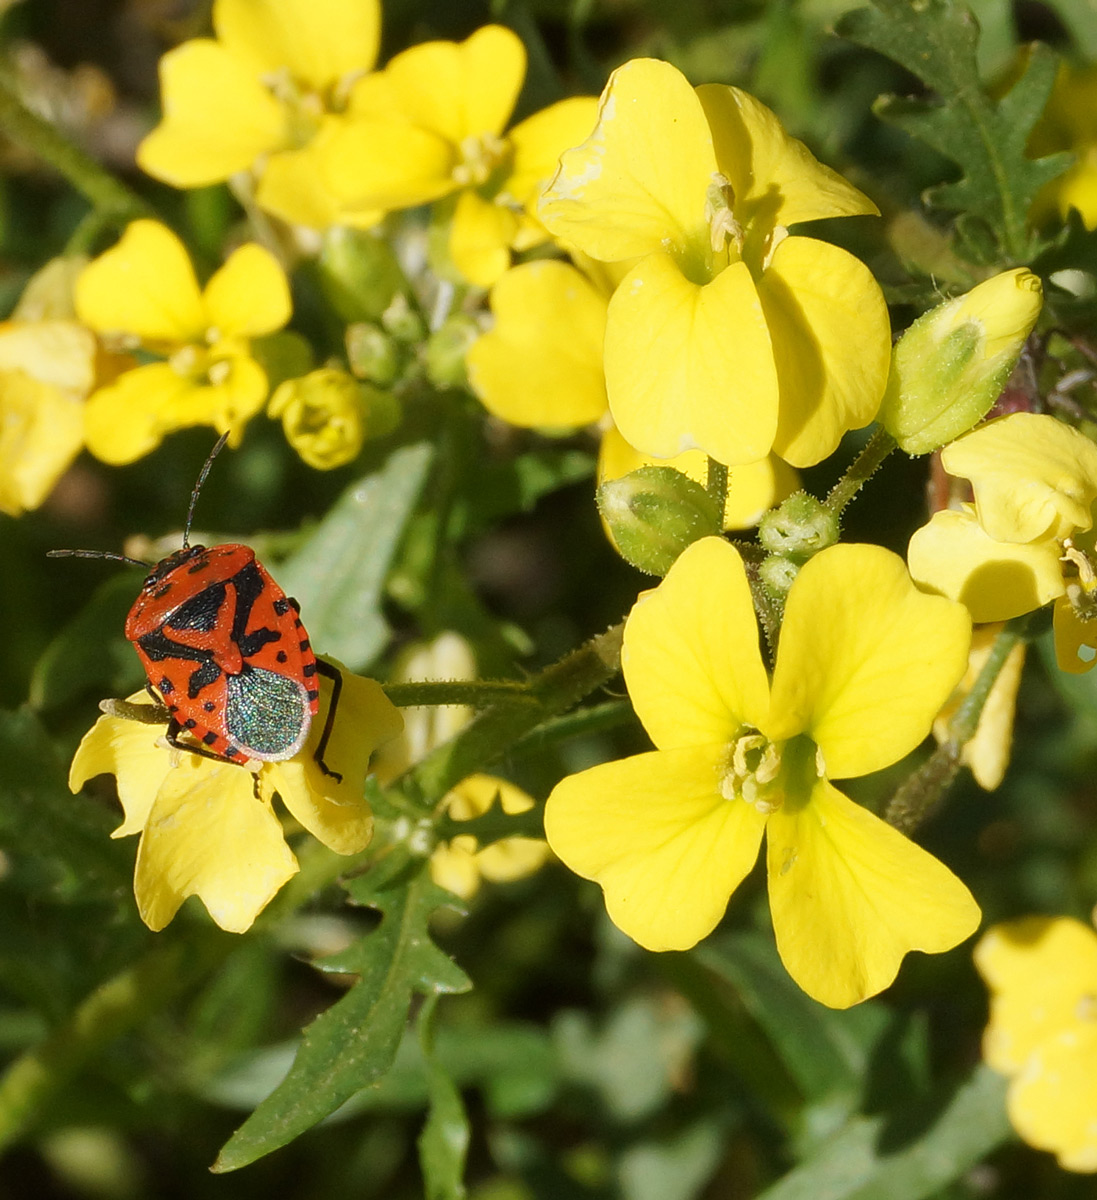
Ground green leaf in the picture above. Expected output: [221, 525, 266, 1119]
[212, 864, 470, 1172]
[465, 449, 596, 529]
[275, 441, 434, 671]
[618, 1120, 726, 1200]
[838, 0, 1071, 259]
[754, 1064, 1011, 1200]
[29, 572, 143, 712]
[417, 996, 469, 1200]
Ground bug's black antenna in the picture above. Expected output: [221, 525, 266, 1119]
[47, 549, 151, 567]
[183, 432, 231, 549]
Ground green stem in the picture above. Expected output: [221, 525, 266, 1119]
[400, 623, 624, 810]
[885, 617, 1028, 833]
[824, 427, 897, 518]
[706, 457, 729, 520]
[0, 71, 149, 226]
[382, 680, 538, 708]
[0, 938, 228, 1154]
[507, 699, 634, 757]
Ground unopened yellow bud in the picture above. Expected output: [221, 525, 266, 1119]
[881, 268, 1043, 455]
[269, 368, 399, 470]
[596, 466, 722, 576]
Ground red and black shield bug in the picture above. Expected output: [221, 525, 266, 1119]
[50, 435, 342, 779]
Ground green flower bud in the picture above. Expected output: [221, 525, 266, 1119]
[346, 322, 401, 386]
[758, 554, 799, 598]
[881, 268, 1043, 455]
[597, 466, 722, 576]
[316, 227, 409, 323]
[381, 294, 427, 344]
[425, 314, 480, 390]
[757, 491, 839, 560]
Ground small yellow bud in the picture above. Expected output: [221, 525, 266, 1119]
[596, 466, 722, 576]
[269, 368, 399, 470]
[880, 268, 1043, 455]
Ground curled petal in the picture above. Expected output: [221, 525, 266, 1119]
[760, 236, 889, 468]
[908, 507, 1065, 624]
[75, 221, 206, 344]
[767, 779, 980, 1009]
[623, 537, 770, 749]
[467, 259, 608, 428]
[544, 745, 768, 952]
[135, 757, 298, 933]
[137, 40, 286, 187]
[943, 412, 1097, 544]
[698, 85, 878, 229]
[769, 543, 971, 778]
[539, 58, 717, 266]
[215, 0, 381, 90]
[605, 255, 778, 465]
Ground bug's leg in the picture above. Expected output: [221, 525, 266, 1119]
[313, 659, 344, 782]
[164, 719, 248, 768]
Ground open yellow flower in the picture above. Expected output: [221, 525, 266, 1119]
[975, 916, 1097, 1171]
[319, 26, 597, 286]
[467, 257, 796, 532]
[538, 58, 890, 468]
[545, 536, 977, 1008]
[74, 220, 291, 464]
[69, 665, 402, 932]
[137, 0, 383, 229]
[907, 412, 1097, 672]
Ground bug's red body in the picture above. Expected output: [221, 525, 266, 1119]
[125, 543, 320, 766]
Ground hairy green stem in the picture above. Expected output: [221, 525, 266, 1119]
[824, 427, 897, 518]
[0, 72, 149, 226]
[886, 617, 1028, 833]
[382, 679, 539, 708]
[706, 457, 729, 520]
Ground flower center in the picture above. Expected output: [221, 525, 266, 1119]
[720, 731, 784, 813]
[453, 132, 510, 188]
[261, 68, 327, 148]
[1062, 539, 1097, 622]
[705, 174, 744, 257]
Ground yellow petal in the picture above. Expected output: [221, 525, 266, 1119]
[539, 58, 717, 267]
[267, 667, 401, 855]
[767, 778, 980, 1008]
[760, 236, 890, 468]
[769, 543, 971, 778]
[507, 95, 599, 209]
[1054, 595, 1097, 674]
[136, 40, 286, 187]
[68, 694, 171, 839]
[0, 319, 96, 391]
[429, 839, 483, 900]
[214, 0, 381, 90]
[943, 412, 1097, 544]
[605, 255, 779, 465]
[975, 916, 1097, 1074]
[698, 84, 879, 228]
[201, 354, 271, 442]
[449, 190, 517, 288]
[466, 259, 608, 428]
[442, 774, 549, 886]
[83, 364, 196, 465]
[203, 243, 291, 338]
[908, 508, 1066, 623]
[0, 369, 84, 515]
[623, 537, 770, 749]
[75, 221, 205, 344]
[544, 745, 768, 951]
[1008, 1026, 1097, 1172]
[135, 756, 298, 932]
[320, 116, 457, 210]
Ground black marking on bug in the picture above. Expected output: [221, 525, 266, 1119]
[159, 676, 174, 694]
[187, 557, 212, 574]
[224, 665, 310, 759]
[202, 731, 218, 746]
[227, 562, 282, 658]
[306, 688, 319, 702]
[154, 582, 173, 598]
[168, 704, 178, 714]
[299, 638, 311, 652]
[224, 745, 240, 758]
[276, 650, 288, 663]
[203, 701, 215, 712]
[303, 662, 317, 677]
[166, 581, 227, 633]
[187, 658, 222, 699]
[183, 718, 197, 730]
[272, 597, 290, 616]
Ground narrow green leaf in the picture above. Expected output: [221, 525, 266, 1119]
[755, 1064, 1011, 1200]
[838, 1, 1070, 259]
[212, 865, 469, 1172]
[691, 932, 884, 1104]
[275, 441, 434, 671]
[417, 996, 469, 1200]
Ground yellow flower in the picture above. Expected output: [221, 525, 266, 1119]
[137, 0, 383, 229]
[0, 319, 96, 515]
[69, 665, 402, 932]
[1029, 63, 1097, 230]
[268, 367, 391, 470]
[373, 632, 550, 896]
[538, 58, 890, 469]
[545, 536, 978, 1008]
[430, 774, 550, 901]
[975, 916, 1097, 1171]
[74, 220, 291, 464]
[907, 412, 1097, 672]
[319, 26, 598, 286]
